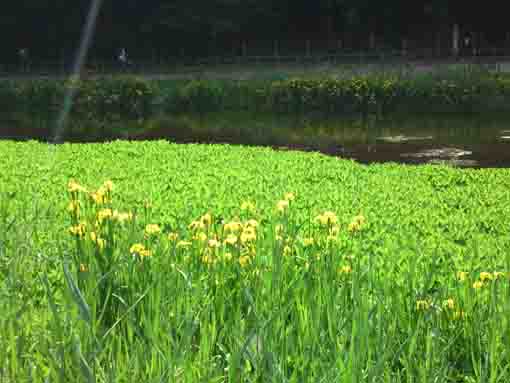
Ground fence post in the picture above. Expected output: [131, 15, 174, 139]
[452, 23, 460, 57]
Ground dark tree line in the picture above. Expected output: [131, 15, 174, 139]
[1, 1, 510, 62]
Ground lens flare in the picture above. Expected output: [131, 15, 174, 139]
[53, 0, 103, 143]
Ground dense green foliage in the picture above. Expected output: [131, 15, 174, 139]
[4, 71, 510, 132]
[0, 77, 154, 122]
[1, 140, 510, 382]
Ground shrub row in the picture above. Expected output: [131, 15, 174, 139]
[162, 73, 510, 115]
[3, 72, 510, 121]
[0, 76, 154, 121]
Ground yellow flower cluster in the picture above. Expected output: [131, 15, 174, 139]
[348, 215, 366, 233]
[315, 211, 338, 226]
[69, 222, 87, 237]
[89, 180, 114, 205]
[458, 271, 509, 289]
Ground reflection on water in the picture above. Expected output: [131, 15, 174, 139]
[3, 111, 510, 168]
[129, 112, 510, 168]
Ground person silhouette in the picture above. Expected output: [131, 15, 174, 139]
[18, 48, 29, 73]
[118, 48, 129, 71]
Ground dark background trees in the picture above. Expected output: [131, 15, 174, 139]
[1, 1, 509, 63]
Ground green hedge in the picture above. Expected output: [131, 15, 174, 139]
[0, 76, 154, 121]
[157, 73, 510, 115]
[3, 72, 510, 122]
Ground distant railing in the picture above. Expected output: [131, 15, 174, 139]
[1, 47, 510, 77]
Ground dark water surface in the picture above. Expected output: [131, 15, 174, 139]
[129, 112, 510, 168]
[2, 112, 510, 168]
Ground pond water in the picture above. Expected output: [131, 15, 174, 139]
[129, 112, 510, 168]
[2, 112, 510, 168]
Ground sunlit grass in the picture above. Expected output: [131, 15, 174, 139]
[1, 140, 510, 382]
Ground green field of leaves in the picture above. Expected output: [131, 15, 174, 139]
[1, 140, 510, 382]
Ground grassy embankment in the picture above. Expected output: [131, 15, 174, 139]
[1, 140, 510, 382]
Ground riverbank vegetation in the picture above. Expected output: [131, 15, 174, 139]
[3, 68, 510, 135]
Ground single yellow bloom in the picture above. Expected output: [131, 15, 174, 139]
[97, 208, 113, 222]
[130, 243, 146, 254]
[302, 237, 314, 247]
[241, 201, 255, 211]
[139, 249, 152, 258]
[68, 180, 87, 193]
[348, 215, 366, 233]
[112, 210, 133, 223]
[176, 241, 192, 248]
[79, 263, 88, 273]
[168, 232, 179, 241]
[240, 227, 257, 243]
[239, 255, 251, 267]
[189, 220, 205, 231]
[224, 220, 242, 233]
[315, 211, 338, 226]
[338, 265, 352, 274]
[245, 219, 259, 228]
[283, 245, 292, 256]
[130, 243, 152, 258]
[224, 234, 238, 245]
[472, 281, 484, 289]
[208, 239, 221, 248]
[416, 299, 431, 311]
[442, 298, 455, 309]
[457, 271, 468, 282]
[67, 200, 81, 214]
[479, 272, 494, 282]
[200, 213, 213, 227]
[284, 192, 295, 201]
[102, 180, 114, 192]
[90, 189, 108, 205]
[193, 232, 207, 242]
[69, 223, 87, 238]
[330, 225, 340, 236]
[276, 199, 289, 212]
[202, 254, 215, 265]
[145, 224, 161, 236]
